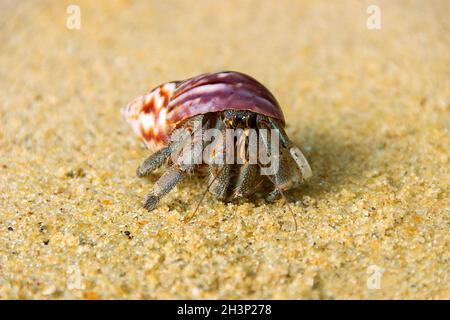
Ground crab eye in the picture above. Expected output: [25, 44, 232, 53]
[242, 115, 250, 125]
[223, 117, 234, 127]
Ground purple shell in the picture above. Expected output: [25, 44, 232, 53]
[122, 71, 286, 151]
[167, 71, 285, 124]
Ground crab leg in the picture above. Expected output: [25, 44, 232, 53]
[208, 164, 232, 200]
[143, 166, 184, 211]
[141, 115, 207, 211]
[206, 117, 233, 200]
[263, 152, 295, 202]
[232, 163, 258, 199]
[256, 115, 293, 200]
[136, 120, 199, 177]
[260, 115, 312, 181]
[136, 145, 174, 177]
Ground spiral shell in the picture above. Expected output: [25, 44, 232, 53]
[122, 71, 285, 151]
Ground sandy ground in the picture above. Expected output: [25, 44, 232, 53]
[0, 0, 448, 299]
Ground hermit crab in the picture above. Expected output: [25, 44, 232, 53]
[122, 71, 312, 211]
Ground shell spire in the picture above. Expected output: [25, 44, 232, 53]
[121, 82, 178, 151]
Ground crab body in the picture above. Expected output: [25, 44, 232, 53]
[122, 71, 312, 211]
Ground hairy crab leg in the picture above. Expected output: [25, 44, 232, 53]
[136, 145, 173, 177]
[142, 115, 207, 211]
[232, 163, 258, 199]
[206, 118, 232, 200]
[256, 115, 294, 198]
[263, 151, 295, 201]
[143, 166, 184, 211]
[136, 116, 204, 178]
[208, 164, 232, 200]
[256, 117, 299, 231]
[260, 115, 313, 181]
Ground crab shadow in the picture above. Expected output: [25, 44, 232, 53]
[285, 127, 371, 202]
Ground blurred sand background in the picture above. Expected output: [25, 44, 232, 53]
[0, 0, 448, 299]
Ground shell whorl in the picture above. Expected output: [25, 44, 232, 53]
[168, 71, 285, 123]
[121, 82, 177, 151]
[122, 71, 285, 151]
